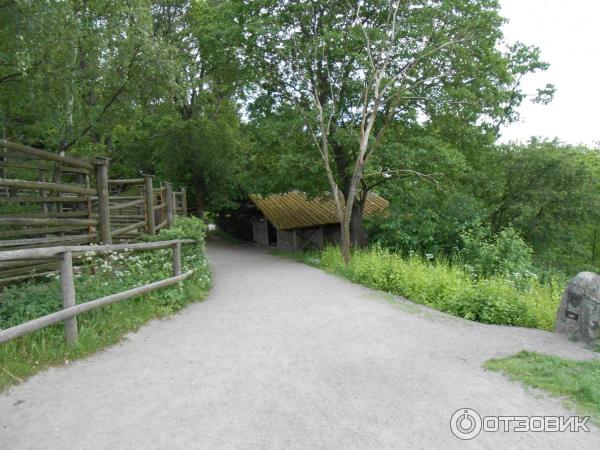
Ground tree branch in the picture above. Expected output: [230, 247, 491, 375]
[0, 72, 21, 85]
[64, 46, 141, 150]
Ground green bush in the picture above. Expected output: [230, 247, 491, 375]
[143, 215, 207, 243]
[316, 246, 560, 330]
[0, 215, 211, 390]
[458, 226, 535, 280]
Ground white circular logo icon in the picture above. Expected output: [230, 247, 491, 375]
[450, 408, 482, 440]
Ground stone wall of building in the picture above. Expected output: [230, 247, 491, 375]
[252, 219, 269, 246]
[255, 220, 347, 251]
[276, 229, 295, 251]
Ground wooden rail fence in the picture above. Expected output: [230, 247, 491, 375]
[0, 239, 196, 345]
[0, 139, 188, 284]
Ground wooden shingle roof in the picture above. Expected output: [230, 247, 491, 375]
[249, 191, 388, 230]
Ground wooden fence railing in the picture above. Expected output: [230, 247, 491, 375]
[0, 239, 196, 345]
[0, 139, 188, 284]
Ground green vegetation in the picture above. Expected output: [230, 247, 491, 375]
[305, 246, 560, 330]
[2, 1, 599, 350]
[367, 139, 600, 277]
[0, 217, 210, 391]
[2, 1, 598, 278]
[485, 351, 600, 424]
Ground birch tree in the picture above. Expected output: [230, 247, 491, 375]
[243, 0, 549, 264]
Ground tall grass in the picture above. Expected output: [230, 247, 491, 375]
[318, 246, 561, 330]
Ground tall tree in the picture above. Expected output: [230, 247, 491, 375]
[1, 0, 175, 154]
[243, 0, 550, 263]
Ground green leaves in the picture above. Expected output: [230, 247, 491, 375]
[315, 245, 558, 330]
[1, 0, 177, 152]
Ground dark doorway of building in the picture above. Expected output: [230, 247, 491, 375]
[267, 222, 277, 246]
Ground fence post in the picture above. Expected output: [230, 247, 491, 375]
[165, 182, 173, 228]
[60, 251, 78, 345]
[172, 241, 182, 276]
[95, 157, 112, 244]
[159, 184, 165, 225]
[180, 187, 187, 217]
[143, 174, 155, 235]
[38, 170, 48, 215]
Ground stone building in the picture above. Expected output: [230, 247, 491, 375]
[249, 191, 388, 251]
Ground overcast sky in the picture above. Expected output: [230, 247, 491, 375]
[499, 0, 599, 146]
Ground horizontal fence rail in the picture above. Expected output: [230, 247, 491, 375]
[0, 239, 196, 345]
[0, 239, 196, 261]
[0, 139, 188, 284]
[0, 139, 94, 170]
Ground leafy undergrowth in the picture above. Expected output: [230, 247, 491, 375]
[291, 246, 561, 330]
[485, 351, 600, 425]
[0, 216, 211, 391]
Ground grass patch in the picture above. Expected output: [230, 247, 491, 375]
[0, 216, 211, 392]
[285, 246, 562, 330]
[485, 351, 600, 424]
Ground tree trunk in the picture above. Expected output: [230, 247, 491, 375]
[351, 194, 369, 249]
[340, 217, 351, 265]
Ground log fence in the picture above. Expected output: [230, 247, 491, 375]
[0, 139, 188, 284]
[0, 239, 196, 345]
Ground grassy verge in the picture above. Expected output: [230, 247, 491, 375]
[0, 217, 211, 391]
[485, 351, 600, 424]
[282, 246, 562, 330]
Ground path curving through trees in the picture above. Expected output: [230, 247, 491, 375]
[1, 238, 599, 448]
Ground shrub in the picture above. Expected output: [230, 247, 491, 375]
[317, 246, 560, 330]
[143, 215, 207, 244]
[458, 225, 535, 280]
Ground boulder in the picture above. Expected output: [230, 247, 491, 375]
[555, 271, 600, 343]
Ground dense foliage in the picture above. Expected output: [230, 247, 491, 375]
[1, 0, 246, 214]
[308, 246, 560, 331]
[241, 0, 554, 260]
[0, 216, 210, 390]
[2, 1, 599, 294]
[368, 139, 600, 276]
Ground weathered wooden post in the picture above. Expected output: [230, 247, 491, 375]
[95, 157, 112, 244]
[159, 182, 165, 225]
[165, 182, 174, 228]
[172, 241, 182, 276]
[84, 172, 94, 243]
[38, 170, 48, 215]
[60, 251, 78, 345]
[180, 187, 187, 217]
[75, 172, 87, 213]
[143, 174, 155, 235]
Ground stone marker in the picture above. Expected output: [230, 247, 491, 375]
[555, 271, 600, 343]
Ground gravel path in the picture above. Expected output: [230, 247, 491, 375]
[1, 239, 599, 449]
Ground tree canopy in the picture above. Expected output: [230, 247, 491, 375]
[1, 0, 598, 274]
